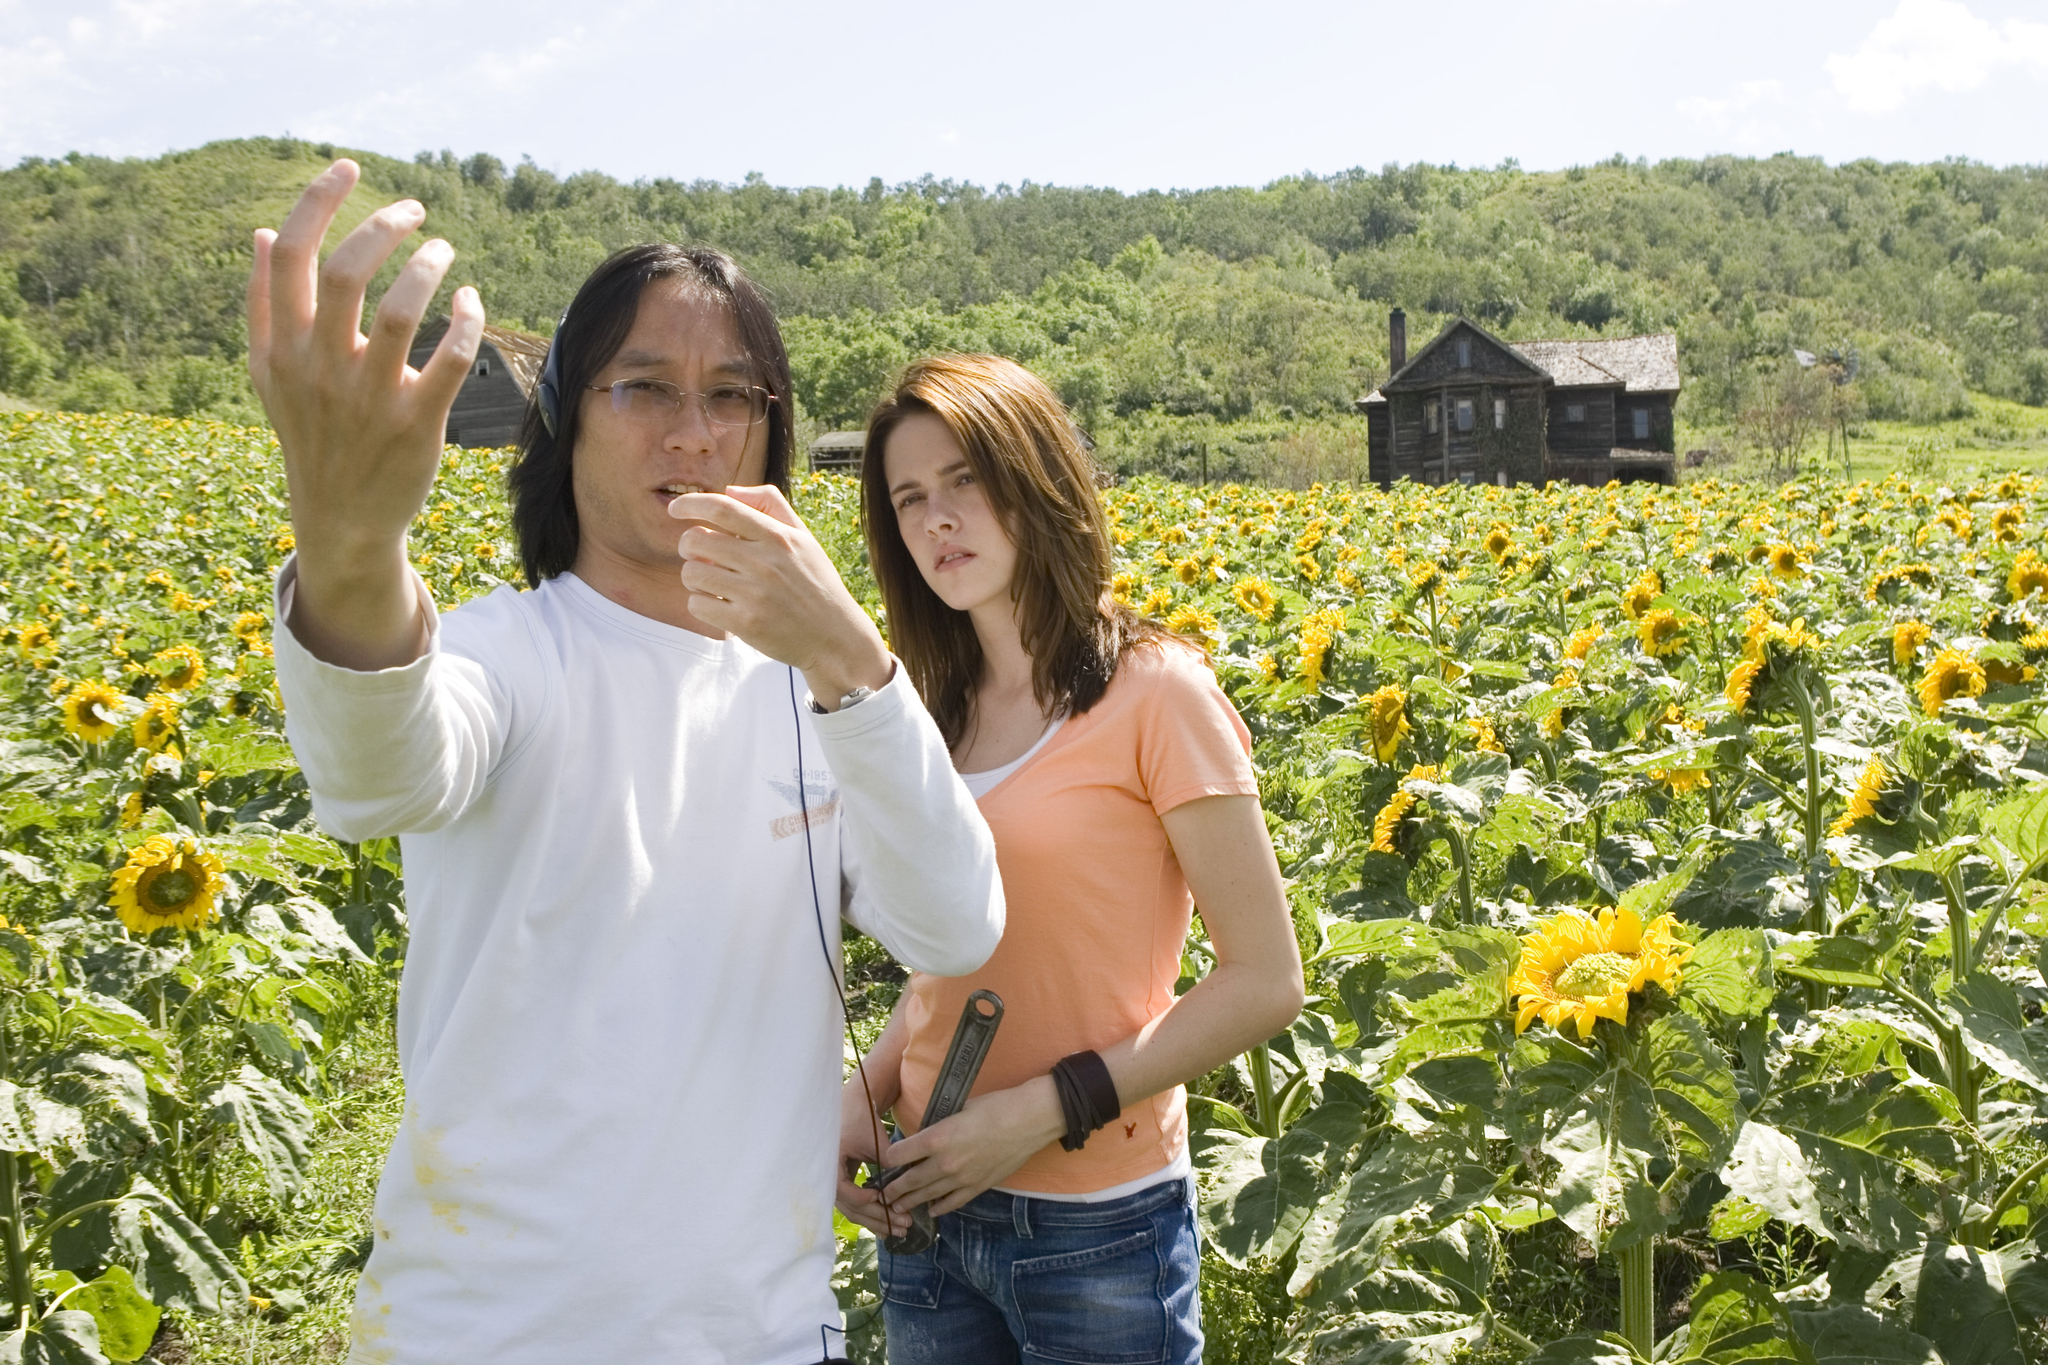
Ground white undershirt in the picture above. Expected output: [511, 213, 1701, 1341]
[959, 715, 1190, 1204]
[958, 715, 1066, 799]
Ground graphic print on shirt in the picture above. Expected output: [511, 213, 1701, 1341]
[767, 765, 840, 839]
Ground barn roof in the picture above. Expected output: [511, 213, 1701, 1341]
[809, 431, 867, 452]
[410, 317, 552, 397]
[1509, 334, 1680, 393]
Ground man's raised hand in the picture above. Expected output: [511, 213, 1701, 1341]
[248, 159, 483, 671]
[670, 487, 893, 709]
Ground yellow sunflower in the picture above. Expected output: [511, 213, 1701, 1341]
[120, 792, 146, 830]
[1482, 524, 1513, 562]
[1638, 609, 1688, 658]
[1111, 571, 1139, 606]
[1892, 620, 1931, 667]
[1232, 578, 1278, 622]
[2009, 551, 2048, 602]
[1468, 716, 1504, 754]
[1993, 506, 2023, 542]
[1828, 756, 1890, 839]
[110, 835, 226, 934]
[1296, 609, 1344, 687]
[1650, 767, 1712, 795]
[1369, 763, 1440, 854]
[1985, 657, 2037, 688]
[1140, 587, 1173, 618]
[133, 692, 180, 753]
[1563, 625, 1604, 662]
[1919, 648, 1987, 716]
[60, 681, 125, 743]
[1165, 605, 1218, 638]
[1725, 659, 1763, 713]
[150, 645, 207, 692]
[1510, 906, 1692, 1039]
[1621, 571, 1661, 621]
[231, 611, 268, 644]
[1767, 543, 1806, 579]
[1363, 684, 1409, 762]
[1410, 562, 1442, 595]
[1173, 556, 1202, 586]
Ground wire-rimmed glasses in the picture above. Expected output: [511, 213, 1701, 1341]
[588, 378, 775, 430]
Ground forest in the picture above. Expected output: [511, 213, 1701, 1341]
[0, 137, 2044, 478]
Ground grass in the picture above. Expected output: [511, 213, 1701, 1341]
[1679, 391, 2048, 484]
[168, 975, 406, 1365]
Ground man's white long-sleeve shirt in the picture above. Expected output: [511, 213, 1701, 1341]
[271, 562, 1002, 1365]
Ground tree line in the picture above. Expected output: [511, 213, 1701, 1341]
[0, 137, 2043, 475]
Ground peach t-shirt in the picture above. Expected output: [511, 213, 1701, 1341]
[893, 639, 1258, 1193]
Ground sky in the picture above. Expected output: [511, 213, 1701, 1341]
[2, 0, 2043, 192]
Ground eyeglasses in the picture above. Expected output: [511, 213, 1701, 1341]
[588, 379, 775, 430]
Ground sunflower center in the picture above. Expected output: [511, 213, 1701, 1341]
[1554, 951, 1637, 1000]
[144, 866, 197, 911]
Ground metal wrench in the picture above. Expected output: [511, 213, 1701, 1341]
[866, 989, 1003, 1254]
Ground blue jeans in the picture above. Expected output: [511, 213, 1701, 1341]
[877, 1177, 1202, 1365]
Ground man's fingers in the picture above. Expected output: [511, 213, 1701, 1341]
[314, 199, 427, 360]
[667, 491, 785, 539]
[267, 160, 360, 351]
[246, 230, 276, 388]
[721, 483, 803, 530]
[412, 285, 485, 418]
[361, 237, 454, 386]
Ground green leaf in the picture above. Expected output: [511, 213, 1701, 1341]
[1987, 784, 2048, 881]
[1196, 1102, 1363, 1266]
[1647, 1013, 1745, 1172]
[1522, 1336, 1645, 1365]
[1310, 918, 1430, 967]
[1544, 1064, 1663, 1252]
[1682, 929, 1775, 1019]
[1678, 1269, 1808, 1363]
[36, 1054, 150, 1155]
[0, 1312, 108, 1365]
[205, 1065, 312, 1204]
[1287, 1136, 1496, 1308]
[0, 1082, 84, 1159]
[1871, 1239, 2048, 1365]
[50, 1172, 245, 1314]
[62, 1268, 159, 1364]
[1774, 936, 1888, 990]
[1618, 855, 1705, 922]
[1787, 1305, 1940, 1365]
[1946, 973, 2048, 1093]
[1718, 1122, 1831, 1242]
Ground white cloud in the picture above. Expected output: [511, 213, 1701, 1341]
[1826, 0, 2048, 113]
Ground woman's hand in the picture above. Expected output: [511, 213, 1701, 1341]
[867, 1075, 1068, 1219]
[836, 1091, 909, 1239]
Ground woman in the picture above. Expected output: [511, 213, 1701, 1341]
[836, 354, 1305, 1364]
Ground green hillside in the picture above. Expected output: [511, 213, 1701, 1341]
[1, 138, 2044, 478]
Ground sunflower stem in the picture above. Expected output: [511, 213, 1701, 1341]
[1618, 1236, 1656, 1357]
[1784, 674, 1829, 1009]
[1443, 823, 1477, 924]
[0, 1018, 30, 1330]
[1247, 1043, 1281, 1140]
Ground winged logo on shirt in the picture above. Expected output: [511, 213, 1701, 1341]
[766, 767, 839, 840]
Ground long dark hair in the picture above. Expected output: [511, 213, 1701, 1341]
[860, 354, 1156, 749]
[509, 243, 794, 586]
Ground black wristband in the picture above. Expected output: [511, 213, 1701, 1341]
[1050, 1051, 1120, 1152]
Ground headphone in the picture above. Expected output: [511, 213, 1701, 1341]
[537, 308, 570, 437]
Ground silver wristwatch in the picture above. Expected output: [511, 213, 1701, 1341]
[811, 685, 875, 714]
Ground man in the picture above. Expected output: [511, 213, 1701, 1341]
[247, 161, 1003, 1364]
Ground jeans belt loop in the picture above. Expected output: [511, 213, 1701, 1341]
[1012, 1193, 1032, 1239]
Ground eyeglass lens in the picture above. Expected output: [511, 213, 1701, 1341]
[609, 380, 769, 428]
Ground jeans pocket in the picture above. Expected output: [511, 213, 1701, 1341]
[876, 1241, 945, 1310]
[1012, 1225, 1167, 1364]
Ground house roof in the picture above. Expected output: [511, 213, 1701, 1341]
[1387, 316, 1548, 389]
[480, 324, 551, 397]
[1509, 334, 1680, 393]
[809, 431, 868, 451]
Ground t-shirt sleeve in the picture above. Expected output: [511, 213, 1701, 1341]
[1134, 643, 1259, 815]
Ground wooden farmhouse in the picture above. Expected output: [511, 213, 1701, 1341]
[808, 430, 867, 473]
[1359, 312, 1680, 488]
[409, 318, 553, 449]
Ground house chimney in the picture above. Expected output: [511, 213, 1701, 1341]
[1389, 308, 1407, 374]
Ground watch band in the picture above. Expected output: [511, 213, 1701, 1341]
[809, 684, 876, 715]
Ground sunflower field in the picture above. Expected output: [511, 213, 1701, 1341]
[6, 409, 2048, 1364]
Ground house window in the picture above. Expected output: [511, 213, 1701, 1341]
[1633, 408, 1650, 440]
[475, 358, 492, 377]
[1566, 403, 1585, 423]
[1457, 339, 1471, 369]
[1456, 399, 1474, 432]
[1425, 401, 1439, 434]
[1493, 398, 1507, 429]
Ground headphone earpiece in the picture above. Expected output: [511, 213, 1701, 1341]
[537, 308, 570, 438]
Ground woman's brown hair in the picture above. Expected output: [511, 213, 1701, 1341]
[861, 354, 1156, 749]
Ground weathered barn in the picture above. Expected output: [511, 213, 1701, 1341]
[808, 430, 867, 473]
[409, 319, 552, 449]
[1359, 312, 1680, 487]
